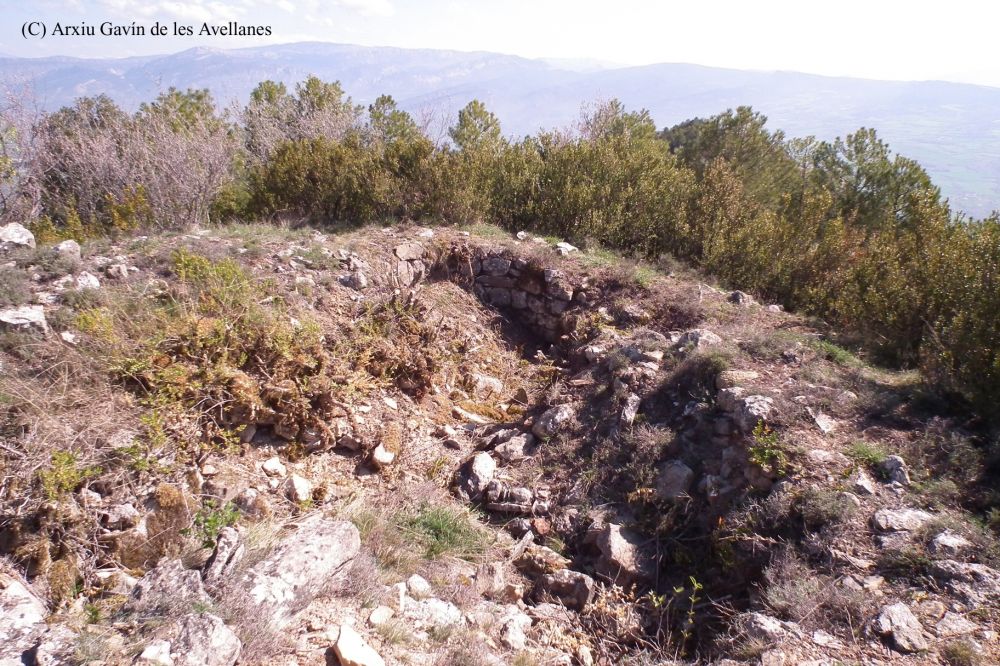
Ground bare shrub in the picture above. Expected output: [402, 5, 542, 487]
[240, 76, 362, 168]
[17, 90, 236, 234]
[762, 550, 870, 632]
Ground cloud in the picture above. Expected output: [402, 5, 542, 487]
[90, 0, 396, 20]
[335, 0, 395, 18]
[157, 2, 215, 21]
[92, 0, 246, 22]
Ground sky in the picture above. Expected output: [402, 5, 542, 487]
[1, 0, 999, 87]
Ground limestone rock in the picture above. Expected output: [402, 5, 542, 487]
[284, 474, 313, 503]
[719, 391, 774, 432]
[805, 448, 850, 467]
[620, 393, 641, 426]
[872, 508, 934, 532]
[393, 242, 424, 261]
[368, 606, 394, 626]
[935, 611, 978, 637]
[481, 427, 518, 449]
[595, 523, 655, 584]
[614, 303, 651, 325]
[73, 272, 101, 290]
[339, 270, 368, 290]
[677, 328, 722, 349]
[0, 570, 47, 661]
[261, 456, 287, 478]
[0, 305, 48, 334]
[484, 481, 537, 514]
[28, 625, 77, 665]
[716, 370, 760, 389]
[334, 624, 385, 666]
[240, 517, 360, 627]
[737, 395, 774, 432]
[370, 444, 395, 469]
[404, 597, 463, 629]
[536, 570, 595, 611]
[716, 387, 746, 413]
[171, 614, 241, 666]
[873, 602, 927, 653]
[494, 433, 536, 463]
[546, 278, 574, 301]
[482, 256, 511, 275]
[385, 582, 408, 612]
[203, 527, 244, 585]
[394, 259, 425, 286]
[929, 530, 972, 557]
[469, 373, 504, 397]
[851, 470, 876, 496]
[0, 222, 35, 249]
[102, 503, 141, 530]
[738, 612, 793, 643]
[54, 239, 81, 260]
[107, 263, 131, 280]
[125, 559, 208, 615]
[406, 574, 432, 598]
[500, 607, 533, 650]
[532, 404, 574, 439]
[657, 460, 694, 500]
[515, 544, 571, 575]
[136, 639, 173, 665]
[474, 563, 507, 599]
[811, 411, 836, 434]
[454, 452, 496, 502]
[880, 455, 911, 485]
[554, 242, 578, 255]
[930, 560, 1000, 605]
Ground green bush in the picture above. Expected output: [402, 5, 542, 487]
[0, 267, 31, 307]
[941, 640, 983, 666]
[11, 80, 1000, 427]
[38, 451, 100, 500]
[405, 504, 490, 560]
[846, 441, 889, 470]
[796, 487, 857, 528]
[186, 500, 239, 548]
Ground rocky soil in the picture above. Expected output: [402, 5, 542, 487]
[1, 220, 998, 665]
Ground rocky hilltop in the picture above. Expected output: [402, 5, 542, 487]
[0, 221, 997, 665]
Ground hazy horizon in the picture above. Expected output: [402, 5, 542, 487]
[3, 1, 1000, 88]
[5, 39, 1000, 92]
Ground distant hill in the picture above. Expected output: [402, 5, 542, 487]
[2, 42, 998, 217]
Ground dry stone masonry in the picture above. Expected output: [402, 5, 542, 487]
[443, 245, 588, 342]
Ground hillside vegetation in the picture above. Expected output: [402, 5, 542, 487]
[1, 75, 1000, 665]
[2, 78, 999, 423]
[0, 222, 998, 665]
[4, 43, 1000, 217]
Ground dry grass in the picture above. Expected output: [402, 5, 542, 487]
[3, 221, 998, 666]
[762, 551, 870, 634]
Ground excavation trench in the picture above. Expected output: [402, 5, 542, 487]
[413, 240, 768, 656]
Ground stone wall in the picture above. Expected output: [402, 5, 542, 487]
[443, 246, 588, 342]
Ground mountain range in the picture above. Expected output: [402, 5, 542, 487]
[2, 42, 998, 217]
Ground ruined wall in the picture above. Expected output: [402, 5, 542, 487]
[442, 246, 589, 342]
